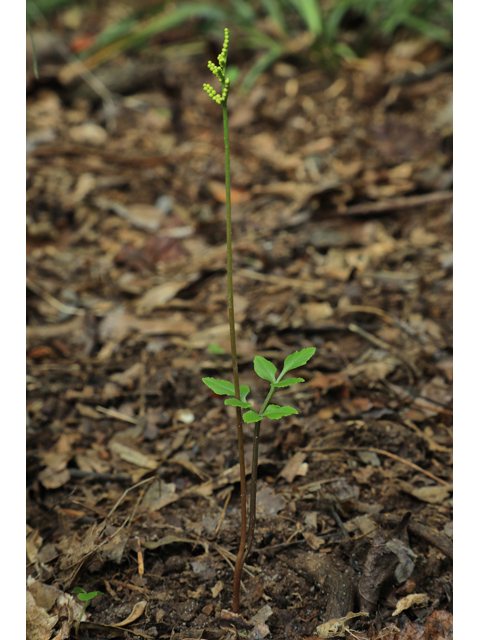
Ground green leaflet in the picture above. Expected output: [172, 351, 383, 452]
[243, 410, 263, 423]
[202, 378, 235, 396]
[281, 347, 316, 375]
[202, 379, 250, 399]
[263, 404, 298, 419]
[239, 385, 251, 402]
[272, 377, 304, 388]
[225, 398, 252, 409]
[254, 355, 277, 382]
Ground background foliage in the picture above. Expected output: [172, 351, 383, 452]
[27, 0, 452, 90]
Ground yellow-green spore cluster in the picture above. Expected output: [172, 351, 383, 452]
[203, 28, 230, 106]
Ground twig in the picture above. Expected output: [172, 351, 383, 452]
[211, 543, 257, 578]
[214, 489, 232, 538]
[238, 268, 327, 296]
[338, 305, 429, 345]
[302, 446, 448, 486]
[330, 509, 350, 539]
[364, 447, 449, 486]
[255, 538, 307, 554]
[26, 277, 85, 317]
[69, 470, 132, 483]
[107, 477, 155, 518]
[95, 406, 138, 424]
[340, 191, 453, 216]
[348, 322, 418, 380]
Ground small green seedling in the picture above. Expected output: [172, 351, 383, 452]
[207, 343, 226, 356]
[72, 587, 103, 637]
[202, 29, 316, 614]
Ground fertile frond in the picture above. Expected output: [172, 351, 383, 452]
[204, 28, 230, 105]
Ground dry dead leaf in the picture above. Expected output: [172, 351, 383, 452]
[347, 360, 397, 382]
[188, 323, 239, 349]
[249, 604, 274, 625]
[136, 281, 191, 312]
[69, 123, 107, 146]
[436, 357, 453, 381]
[99, 308, 196, 343]
[99, 527, 129, 564]
[38, 453, 71, 489]
[414, 375, 452, 416]
[110, 441, 158, 470]
[299, 136, 335, 156]
[26, 590, 58, 640]
[249, 132, 301, 171]
[58, 521, 107, 571]
[112, 600, 147, 627]
[26, 578, 83, 640]
[27, 578, 62, 613]
[248, 622, 270, 639]
[310, 372, 347, 391]
[94, 197, 165, 230]
[110, 362, 144, 388]
[256, 485, 286, 517]
[279, 452, 308, 483]
[387, 610, 452, 640]
[169, 456, 209, 481]
[374, 624, 401, 639]
[75, 451, 110, 474]
[303, 531, 326, 551]
[140, 478, 178, 510]
[316, 611, 369, 638]
[350, 514, 378, 537]
[409, 484, 452, 504]
[27, 528, 44, 563]
[393, 593, 427, 616]
[207, 180, 250, 204]
[75, 402, 102, 419]
[302, 302, 334, 323]
[252, 178, 340, 206]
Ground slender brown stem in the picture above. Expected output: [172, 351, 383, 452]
[232, 403, 246, 613]
[222, 101, 247, 614]
[243, 419, 261, 562]
[243, 384, 276, 563]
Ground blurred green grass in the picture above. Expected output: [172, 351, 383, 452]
[27, 0, 453, 90]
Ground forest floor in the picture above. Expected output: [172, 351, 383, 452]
[27, 19, 452, 640]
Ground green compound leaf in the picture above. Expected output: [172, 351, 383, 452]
[202, 378, 235, 396]
[254, 355, 277, 383]
[243, 410, 263, 423]
[282, 347, 316, 375]
[224, 398, 252, 409]
[239, 385, 250, 402]
[272, 377, 305, 388]
[263, 404, 298, 420]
